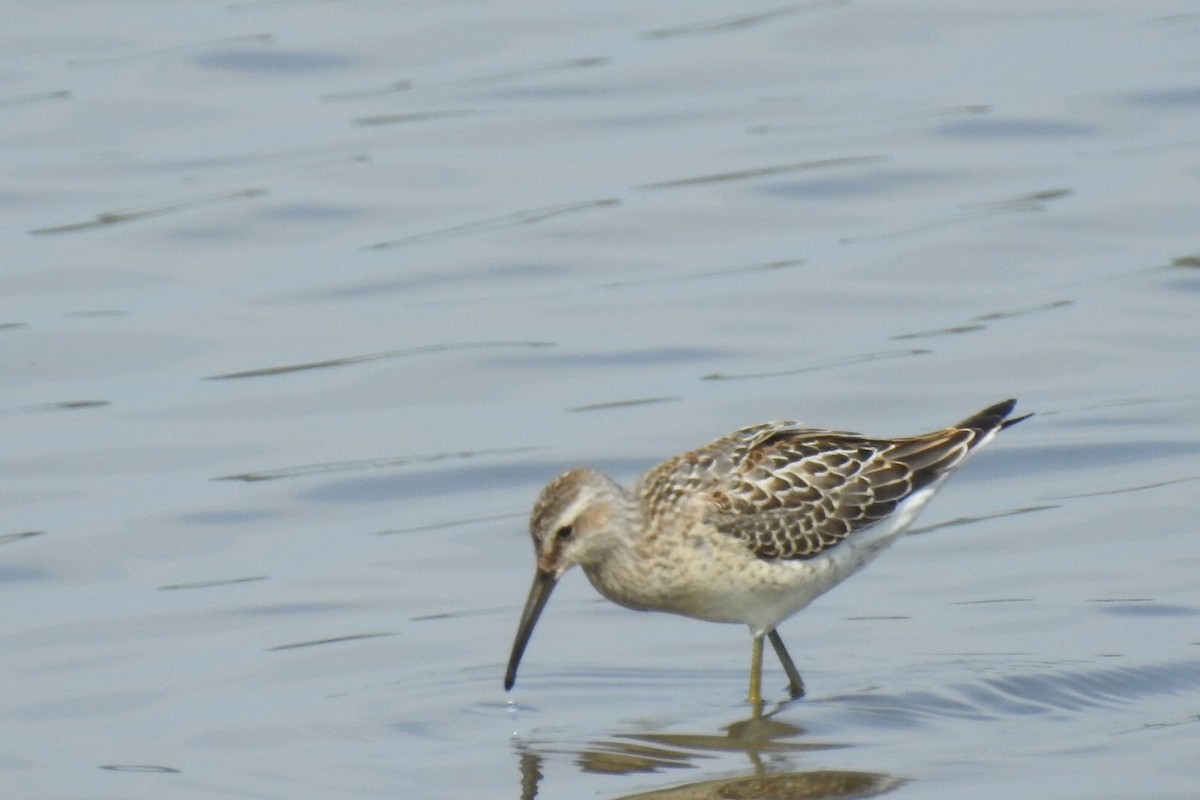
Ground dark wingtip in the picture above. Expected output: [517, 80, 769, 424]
[1000, 411, 1033, 430]
[959, 399, 1030, 432]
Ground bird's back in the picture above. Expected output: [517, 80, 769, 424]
[639, 399, 1026, 562]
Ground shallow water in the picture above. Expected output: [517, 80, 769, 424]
[3, 1, 1200, 798]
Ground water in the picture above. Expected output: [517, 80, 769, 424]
[3, 1, 1199, 798]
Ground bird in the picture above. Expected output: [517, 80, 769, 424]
[503, 399, 1029, 707]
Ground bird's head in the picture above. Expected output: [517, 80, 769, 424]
[504, 468, 628, 691]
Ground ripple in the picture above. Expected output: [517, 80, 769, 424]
[205, 341, 552, 380]
[933, 118, 1096, 138]
[831, 659, 1200, 724]
[194, 47, 354, 73]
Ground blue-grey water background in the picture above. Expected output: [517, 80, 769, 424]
[3, 1, 1200, 798]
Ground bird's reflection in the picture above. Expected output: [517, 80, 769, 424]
[612, 770, 903, 800]
[580, 713, 823, 775]
[517, 748, 544, 800]
[515, 709, 902, 800]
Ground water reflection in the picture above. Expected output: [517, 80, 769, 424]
[612, 770, 902, 800]
[584, 716, 831, 773]
[514, 711, 903, 800]
[28, 188, 266, 235]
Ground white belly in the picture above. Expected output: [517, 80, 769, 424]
[583, 485, 939, 633]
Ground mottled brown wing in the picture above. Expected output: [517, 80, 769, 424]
[707, 426, 978, 560]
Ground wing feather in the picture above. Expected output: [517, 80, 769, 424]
[638, 403, 1024, 562]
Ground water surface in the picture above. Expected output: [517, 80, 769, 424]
[2, 1, 1199, 798]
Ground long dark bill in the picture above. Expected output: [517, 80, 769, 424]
[504, 569, 558, 691]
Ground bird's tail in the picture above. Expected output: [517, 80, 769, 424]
[956, 399, 1032, 433]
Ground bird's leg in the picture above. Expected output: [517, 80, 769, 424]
[767, 629, 805, 699]
[748, 631, 765, 714]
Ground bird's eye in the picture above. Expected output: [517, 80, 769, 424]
[555, 525, 574, 541]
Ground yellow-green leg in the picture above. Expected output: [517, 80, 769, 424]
[748, 631, 765, 713]
[750, 629, 805, 710]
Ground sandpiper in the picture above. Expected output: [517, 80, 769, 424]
[504, 399, 1028, 706]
